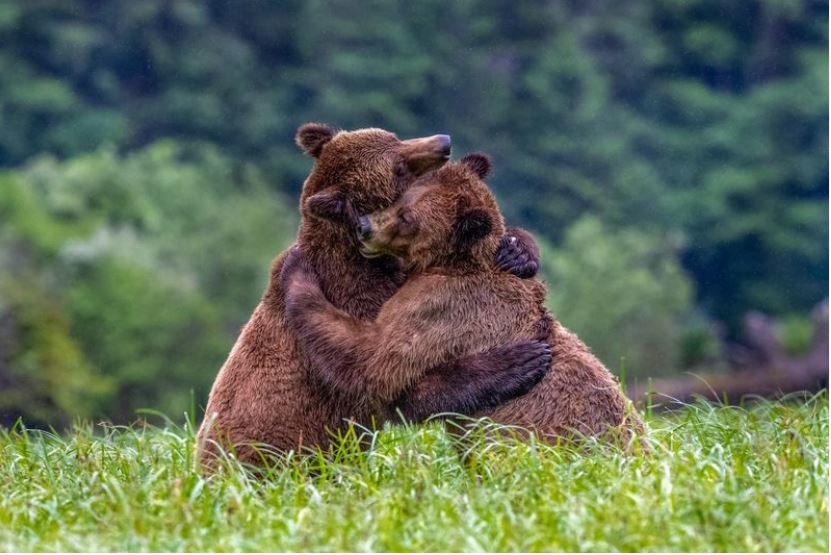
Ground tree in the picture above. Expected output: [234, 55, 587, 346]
[0, 142, 298, 423]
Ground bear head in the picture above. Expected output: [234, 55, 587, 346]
[354, 153, 506, 274]
[296, 123, 452, 226]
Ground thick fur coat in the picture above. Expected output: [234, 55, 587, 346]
[197, 126, 548, 466]
[282, 155, 644, 445]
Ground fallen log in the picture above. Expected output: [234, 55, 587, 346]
[628, 300, 828, 408]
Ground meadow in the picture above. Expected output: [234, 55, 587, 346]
[1, 396, 827, 552]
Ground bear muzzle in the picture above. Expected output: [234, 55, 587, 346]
[401, 134, 452, 175]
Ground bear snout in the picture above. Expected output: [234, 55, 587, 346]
[356, 216, 372, 241]
[401, 134, 452, 175]
[434, 134, 452, 156]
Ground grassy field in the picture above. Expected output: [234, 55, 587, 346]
[0, 396, 827, 552]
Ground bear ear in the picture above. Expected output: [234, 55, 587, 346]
[460, 153, 491, 178]
[452, 208, 493, 251]
[304, 187, 353, 223]
[296, 123, 336, 157]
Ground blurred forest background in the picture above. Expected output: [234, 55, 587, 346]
[0, 0, 827, 426]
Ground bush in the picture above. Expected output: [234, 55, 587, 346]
[780, 313, 814, 356]
[0, 142, 298, 425]
[541, 216, 694, 381]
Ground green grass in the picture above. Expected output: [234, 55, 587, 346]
[0, 396, 827, 552]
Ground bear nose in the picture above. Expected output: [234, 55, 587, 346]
[356, 216, 372, 241]
[435, 134, 451, 156]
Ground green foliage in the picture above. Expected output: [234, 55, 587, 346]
[0, 0, 824, 326]
[0, 276, 108, 428]
[780, 313, 815, 356]
[677, 313, 725, 370]
[0, 399, 827, 551]
[0, 0, 826, 424]
[0, 175, 106, 426]
[0, 143, 298, 424]
[64, 257, 226, 422]
[543, 217, 693, 379]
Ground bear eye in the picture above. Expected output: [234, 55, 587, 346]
[394, 158, 409, 177]
[398, 211, 417, 235]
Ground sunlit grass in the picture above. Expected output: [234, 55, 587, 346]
[0, 396, 827, 552]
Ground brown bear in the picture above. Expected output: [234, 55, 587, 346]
[279, 153, 644, 445]
[196, 125, 549, 467]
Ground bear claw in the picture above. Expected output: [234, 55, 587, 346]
[496, 235, 540, 279]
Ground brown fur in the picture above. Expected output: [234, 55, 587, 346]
[282, 155, 645, 446]
[196, 126, 549, 467]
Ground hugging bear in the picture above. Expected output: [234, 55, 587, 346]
[281, 153, 644, 445]
[197, 125, 549, 467]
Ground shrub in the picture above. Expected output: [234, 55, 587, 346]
[0, 142, 298, 425]
[541, 216, 693, 380]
